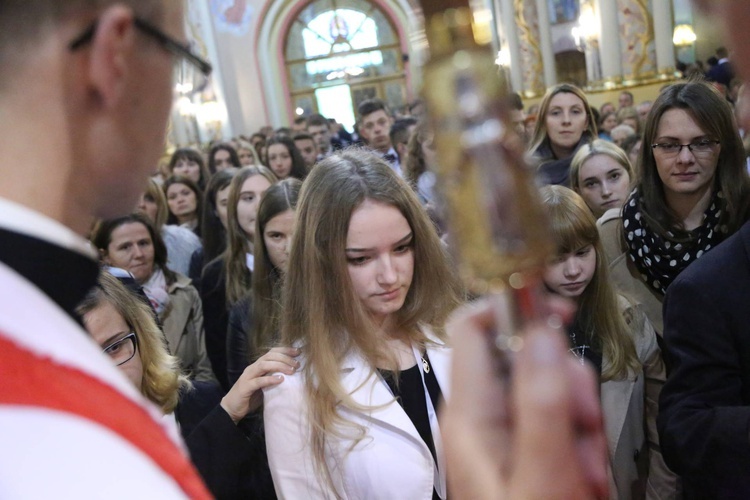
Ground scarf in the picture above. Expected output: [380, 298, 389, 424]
[621, 188, 726, 295]
[534, 132, 593, 186]
[141, 267, 171, 317]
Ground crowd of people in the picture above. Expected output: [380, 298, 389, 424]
[4, 0, 750, 499]
[87, 72, 749, 499]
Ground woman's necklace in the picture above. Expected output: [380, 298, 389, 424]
[568, 329, 589, 366]
[421, 353, 430, 373]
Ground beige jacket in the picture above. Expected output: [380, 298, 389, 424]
[598, 209, 665, 336]
[602, 298, 677, 499]
[162, 273, 215, 383]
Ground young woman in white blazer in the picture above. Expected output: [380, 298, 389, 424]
[263, 149, 463, 499]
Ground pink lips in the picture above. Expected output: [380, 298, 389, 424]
[674, 172, 698, 180]
[561, 282, 585, 291]
[376, 289, 400, 300]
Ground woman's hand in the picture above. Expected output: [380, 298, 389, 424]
[441, 299, 609, 499]
[220, 346, 301, 424]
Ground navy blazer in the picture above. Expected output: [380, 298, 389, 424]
[658, 221, 750, 498]
[707, 61, 734, 87]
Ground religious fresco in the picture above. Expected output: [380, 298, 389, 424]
[186, 0, 209, 59]
[210, 0, 254, 36]
[548, 0, 579, 25]
[616, 0, 656, 78]
[514, 0, 545, 97]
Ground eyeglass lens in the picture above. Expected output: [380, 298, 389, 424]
[655, 142, 717, 157]
[174, 54, 209, 96]
[103, 334, 137, 366]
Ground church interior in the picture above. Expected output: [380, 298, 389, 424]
[171, 0, 726, 149]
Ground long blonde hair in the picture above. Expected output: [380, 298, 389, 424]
[142, 178, 169, 231]
[540, 185, 639, 381]
[281, 148, 463, 493]
[77, 272, 190, 413]
[223, 166, 278, 305]
[569, 139, 635, 192]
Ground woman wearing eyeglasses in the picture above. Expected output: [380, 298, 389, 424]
[599, 81, 750, 336]
[78, 271, 299, 498]
[79, 272, 188, 409]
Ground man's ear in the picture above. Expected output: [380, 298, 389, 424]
[87, 5, 137, 109]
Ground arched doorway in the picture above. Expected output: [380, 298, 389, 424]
[283, 0, 407, 131]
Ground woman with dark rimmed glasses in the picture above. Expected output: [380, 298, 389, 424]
[599, 81, 750, 335]
[78, 271, 299, 498]
[78, 272, 189, 412]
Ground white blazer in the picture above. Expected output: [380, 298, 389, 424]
[263, 336, 452, 500]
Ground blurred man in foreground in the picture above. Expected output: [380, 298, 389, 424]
[0, 1, 210, 496]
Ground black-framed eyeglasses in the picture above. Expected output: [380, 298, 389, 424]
[651, 140, 721, 157]
[69, 17, 212, 96]
[102, 332, 138, 367]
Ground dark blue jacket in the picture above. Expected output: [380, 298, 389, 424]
[658, 221, 750, 498]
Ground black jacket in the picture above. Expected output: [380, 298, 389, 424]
[226, 294, 253, 387]
[199, 257, 231, 391]
[185, 398, 276, 499]
[658, 221, 750, 498]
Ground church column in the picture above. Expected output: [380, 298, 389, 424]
[512, 0, 546, 97]
[533, 0, 557, 88]
[652, 0, 677, 76]
[497, 0, 524, 93]
[184, 0, 233, 141]
[595, 0, 623, 86]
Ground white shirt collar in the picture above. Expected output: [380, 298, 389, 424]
[0, 197, 97, 258]
[381, 147, 403, 177]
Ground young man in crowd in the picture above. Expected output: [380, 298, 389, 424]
[618, 90, 634, 109]
[292, 115, 307, 133]
[508, 92, 528, 144]
[293, 132, 319, 169]
[636, 100, 652, 122]
[707, 46, 735, 87]
[358, 98, 401, 175]
[0, 1, 209, 496]
[306, 113, 342, 160]
[389, 117, 418, 168]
